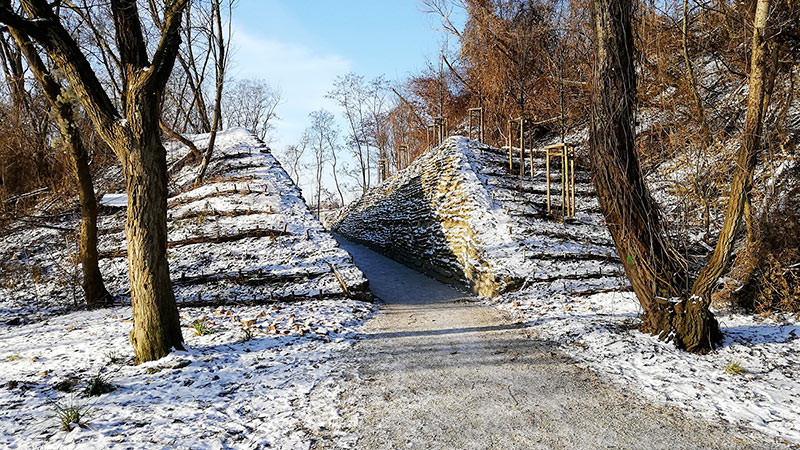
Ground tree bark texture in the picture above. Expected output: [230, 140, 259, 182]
[590, 0, 720, 352]
[2, 0, 189, 362]
[690, 0, 773, 302]
[121, 103, 185, 363]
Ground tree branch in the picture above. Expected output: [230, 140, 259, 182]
[144, 0, 189, 93]
[12, 0, 121, 144]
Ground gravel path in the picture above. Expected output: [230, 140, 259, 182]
[327, 236, 776, 449]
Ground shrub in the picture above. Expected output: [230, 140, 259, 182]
[241, 326, 254, 342]
[53, 398, 90, 431]
[191, 318, 215, 336]
[724, 360, 744, 375]
[83, 373, 115, 396]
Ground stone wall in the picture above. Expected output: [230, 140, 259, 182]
[333, 137, 626, 299]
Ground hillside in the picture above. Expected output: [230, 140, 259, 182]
[331, 136, 627, 299]
[0, 128, 370, 324]
[0, 129, 377, 448]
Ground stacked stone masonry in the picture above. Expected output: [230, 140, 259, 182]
[332, 136, 626, 299]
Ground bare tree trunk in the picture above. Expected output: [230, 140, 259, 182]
[327, 135, 345, 206]
[122, 111, 184, 362]
[681, 0, 712, 147]
[71, 130, 112, 308]
[690, 0, 774, 301]
[0, 33, 28, 113]
[2, 0, 190, 362]
[195, 0, 228, 185]
[316, 127, 324, 217]
[9, 26, 111, 309]
[590, 0, 720, 352]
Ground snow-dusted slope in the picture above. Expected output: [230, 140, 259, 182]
[0, 128, 370, 323]
[0, 129, 375, 448]
[332, 136, 626, 298]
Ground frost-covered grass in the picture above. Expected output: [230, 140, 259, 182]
[492, 290, 800, 446]
[0, 300, 373, 449]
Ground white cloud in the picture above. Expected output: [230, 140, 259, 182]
[229, 25, 351, 150]
[228, 25, 390, 206]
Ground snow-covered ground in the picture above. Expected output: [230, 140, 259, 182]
[492, 290, 800, 446]
[329, 134, 800, 446]
[0, 300, 374, 449]
[0, 128, 369, 325]
[0, 128, 375, 448]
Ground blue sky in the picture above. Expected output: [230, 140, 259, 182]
[228, 1, 465, 199]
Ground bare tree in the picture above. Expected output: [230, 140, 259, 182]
[0, 0, 189, 363]
[690, 0, 777, 304]
[195, 0, 235, 184]
[279, 133, 308, 186]
[327, 73, 371, 194]
[224, 78, 282, 142]
[6, 26, 111, 308]
[365, 75, 391, 183]
[324, 120, 345, 207]
[149, 0, 212, 134]
[590, 0, 778, 352]
[308, 109, 335, 217]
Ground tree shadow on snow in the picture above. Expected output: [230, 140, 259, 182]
[361, 322, 527, 340]
[719, 323, 800, 346]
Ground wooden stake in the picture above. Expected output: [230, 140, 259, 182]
[562, 148, 567, 216]
[570, 157, 576, 217]
[480, 108, 484, 143]
[529, 146, 534, 177]
[546, 152, 551, 213]
[519, 119, 524, 177]
[507, 120, 513, 172]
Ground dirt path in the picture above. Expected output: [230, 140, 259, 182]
[327, 236, 774, 449]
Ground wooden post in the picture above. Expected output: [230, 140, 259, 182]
[468, 111, 474, 140]
[561, 146, 569, 216]
[468, 107, 485, 143]
[432, 117, 445, 146]
[426, 126, 431, 150]
[480, 108, 484, 143]
[400, 145, 409, 169]
[507, 119, 513, 172]
[546, 150, 551, 213]
[570, 156, 576, 217]
[529, 143, 535, 177]
[519, 118, 525, 177]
